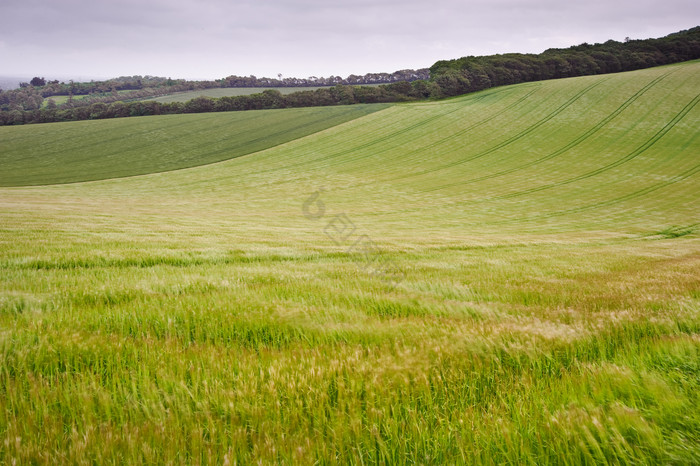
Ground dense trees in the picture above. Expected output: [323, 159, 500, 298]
[29, 77, 46, 87]
[1, 27, 698, 126]
[428, 26, 700, 96]
[219, 69, 430, 88]
[0, 83, 425, 125]
[0, 67, 430, 119]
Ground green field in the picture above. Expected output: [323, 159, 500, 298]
[143, 86, 333, 103]
[0, 105, 387, 185]
[42, 90, 134, 107]
[1, 61, 699, 463]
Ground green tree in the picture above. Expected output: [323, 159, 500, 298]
[30, 77, 46, 87]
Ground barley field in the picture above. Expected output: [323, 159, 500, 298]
[0, 105, 386, 186]
[0, 61, 699, 464]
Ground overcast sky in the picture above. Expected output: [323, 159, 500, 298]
[0, 0, 697, 81]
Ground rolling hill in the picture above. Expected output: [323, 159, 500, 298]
[0, 104, 387, 185]
[0, 60, 698, 463]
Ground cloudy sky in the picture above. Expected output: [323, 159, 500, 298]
[0, 0, 697, 81]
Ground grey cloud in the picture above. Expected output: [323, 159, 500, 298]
[0, 0, 697, 80]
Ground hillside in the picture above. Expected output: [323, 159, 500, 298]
[0, 61, 699, 463]
[0, 104, 386, 185]
[3, 61, 698, 231]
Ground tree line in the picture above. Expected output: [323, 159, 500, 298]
[0, 68, 431, 116]
[1, 26, 698, 126]
[0, 83, 436, 125]
[429, 27, 700, 96]
[3, 69, 430, 107]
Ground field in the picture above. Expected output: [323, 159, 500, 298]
[143, 87, 334, 104]
[0, 61, 699, 463]
[0, 105, 386, 185]
[42, 91, 135, 108]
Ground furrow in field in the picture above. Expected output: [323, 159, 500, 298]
[419, 70, 676, 193]
[490, 161, 700, 226]
[330, 86, 544, 181]
[493, 92, 700, 201]
[241, 86, 531, 177]
[398, 78, 608, 181]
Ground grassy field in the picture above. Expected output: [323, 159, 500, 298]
[42, 90, 135, 108]
[0, 105, 387, 185]
[1, 61, 699, 464]
[143, 87, 333, 103]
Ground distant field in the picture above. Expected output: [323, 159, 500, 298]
[143, 86, 332, 103]
[36, 85, 383, 107]
[44, 95, 71, 105]
[1, 61, 699, 464]
[0, 104, 387, 185]
[42, 90, 134, 107]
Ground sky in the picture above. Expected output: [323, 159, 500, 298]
[0, 0, 698, 82]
